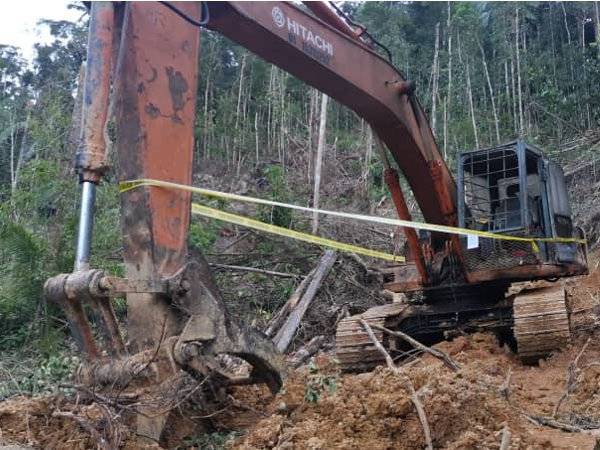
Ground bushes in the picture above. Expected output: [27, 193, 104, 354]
[259, 164, 293, 228]
[0, 215, 47, 346]
[0, 160, 122, 349]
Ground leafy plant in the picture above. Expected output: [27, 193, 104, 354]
[304, 361, 337, 403]
[16, 353, 79, 395]
[189, 219, 221, 252]
[258, 165, 293, 228]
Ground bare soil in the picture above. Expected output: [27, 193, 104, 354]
[1, 266, 599, 449]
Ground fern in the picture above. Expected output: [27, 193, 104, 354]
[0, 213, 47, 345]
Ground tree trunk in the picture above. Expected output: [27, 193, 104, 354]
[430, 22, 440, 136]
[515, 7, 525, 136]
[458, 32, 479, 148]
[312, 93, 328, 235]
[561, 2, 576, 88]
[596, 2, 600, 58]
[362, 125, 373, 190]
[254, 110, 259, 167]
[267, 66, 275, 155]
[273, 250, 337, 352]
[9, 111, 16, 195]
[13, 111, 30, 191]
[478, 41, 500, 143]
[550, 4, 558, 87]
[265, 268, 316, 338]
[235, 53, 247, 131]
[504, 60, 511, 119]
[307, 88, 318, 184]
[561, 2, 572, 45]
[444, 1, 452, 157]
[203, 71, 211, 159]
[510, 56, 517, 134]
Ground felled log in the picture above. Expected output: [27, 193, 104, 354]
[273, 250, 337, 352]
[264, 268, 316, 338]
[287, 335, 326, 368]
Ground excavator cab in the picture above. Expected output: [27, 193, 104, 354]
[457, 140, 587, 278]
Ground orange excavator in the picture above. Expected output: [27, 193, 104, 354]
[44, 0, 587, 435]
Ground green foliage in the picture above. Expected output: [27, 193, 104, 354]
[0, 211, 48, 345]
[18, 353, 79, 395]
[304, 361, 337, 403]
[0, 351, 80, 398]
[258, 165, 293, 228]
[189, 219, 221, 252]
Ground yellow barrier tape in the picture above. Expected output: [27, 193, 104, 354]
[119, 178, 587, 255]
[191, 203, 403, 262]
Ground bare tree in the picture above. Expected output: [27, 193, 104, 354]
[312, 93, 328, 235]
[478, 40, 500, 143]
[458, 31, 479, 148]
[430, 22, 440, 136]
[515, 7, 525, 136]
[443, 2, 453, 157]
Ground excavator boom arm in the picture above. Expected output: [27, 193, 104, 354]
[207, 1, 457, 227]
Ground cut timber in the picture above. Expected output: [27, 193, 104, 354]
[513, 283, 570, 363]
[336, 302, 409, 372]
[273, 250, 337, 352]
[288, 335, 326, 368]
[264, 268, 315, 338]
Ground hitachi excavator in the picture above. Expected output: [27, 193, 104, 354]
[44, 0, 587, 437]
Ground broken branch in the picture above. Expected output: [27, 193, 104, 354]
[372, 323, 460, 371]
[553, 336, 591, 418]
[209, 263, 300, 279]
[360, 319, 433, 450]
[499, 426, 511, 450]
[500, 367, 512, 401]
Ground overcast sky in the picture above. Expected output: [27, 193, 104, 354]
[0, 1, 83, 61]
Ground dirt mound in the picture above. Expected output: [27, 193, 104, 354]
[1, 259, 598, 449]
[234, 334, 598, 449]
[0, 395, 152, 449]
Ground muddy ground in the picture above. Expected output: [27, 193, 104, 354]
[0, 265, 599, 449]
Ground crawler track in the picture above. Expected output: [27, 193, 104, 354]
[513, 283, 570, 362]
[335, 303, 409, 372]
[336, 282, 571, 371]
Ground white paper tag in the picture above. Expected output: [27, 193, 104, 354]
[467, 234, 479, 249]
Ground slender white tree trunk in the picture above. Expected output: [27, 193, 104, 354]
[9, 111, 16, 195]
[431, 22, 440, 136]
[595, 2, 600, 58]
[479, 41, 500, 143]
[13, 111, 30, 192]
[458, 32, 479, 148]
[312, 93, 328, 235]
[443, 2, 452, 157]
[363, 125, 373, 189]
[235, 53, 247, 131]
[254, 110, 259, 167]
[515, 7, 525, 136]
[203, 71, 211, 159]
